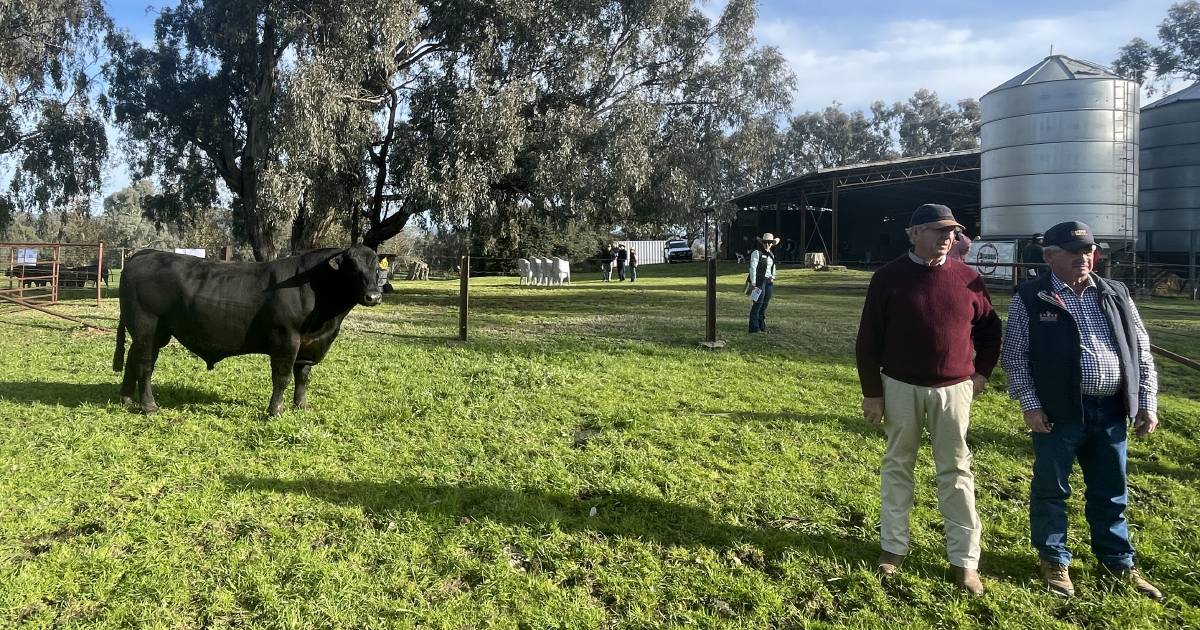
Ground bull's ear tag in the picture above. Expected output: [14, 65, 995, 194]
[328, 254, 342, 271]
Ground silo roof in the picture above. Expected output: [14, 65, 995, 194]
[986, 55, 1123, 95]
[1142, 82, 1200, 110]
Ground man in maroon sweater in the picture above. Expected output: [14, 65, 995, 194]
[855, 203, 1002, 595]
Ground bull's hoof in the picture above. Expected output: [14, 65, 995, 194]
[120, 395, 134, 407]
[140, 403, 159, 415]
[267, 405, 285, 417]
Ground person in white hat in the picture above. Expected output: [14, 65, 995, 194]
[747, 232, 779, 333]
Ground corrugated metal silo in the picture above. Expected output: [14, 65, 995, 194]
[1139, 82, 1200, 263]
[981, 55, 1139, 243]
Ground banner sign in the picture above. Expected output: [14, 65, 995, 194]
[966, 241, 1015, 282]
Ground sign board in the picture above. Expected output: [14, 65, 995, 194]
[966, 241, 1015, 282]
[16, 249, 38, 265]
[174, 248, 206, 258]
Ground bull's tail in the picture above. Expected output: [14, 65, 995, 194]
[113, 314, 126, 372]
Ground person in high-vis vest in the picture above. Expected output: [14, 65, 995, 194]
[747, 232, 778, 333]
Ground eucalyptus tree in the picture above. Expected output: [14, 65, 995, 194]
[105, 0, 362, 261]
[1114, 0, 1200, 92]
[0, 0, 109, 231]
[292, 0, 792, 257]
[892, 89, 979, 156]
[782, 105, 896, 174]
[109, 0, 792, 259]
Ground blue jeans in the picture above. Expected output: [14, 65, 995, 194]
[630, 266, 637, 282]
[748, 280, 773, 332]
[1030, 394, 1135, 569]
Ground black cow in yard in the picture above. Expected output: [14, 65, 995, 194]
[113, 246, 382, 415]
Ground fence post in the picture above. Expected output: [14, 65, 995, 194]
[701, 257, 724, 349]
[96, 241, 104, 306]
[458, 255, 470, 341]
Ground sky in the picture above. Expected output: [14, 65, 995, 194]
[90, 0, 1183, 197]
[718, 0, 1180, 113]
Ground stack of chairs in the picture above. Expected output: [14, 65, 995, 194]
[516, 257, 571, 286]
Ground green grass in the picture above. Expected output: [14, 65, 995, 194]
[0, 263, 1197, 628]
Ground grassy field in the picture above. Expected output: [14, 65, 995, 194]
[0, 262, 1197, 628]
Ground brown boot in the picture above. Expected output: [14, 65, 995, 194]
[951, 565, 984, 596]
[1099, 565, 1164, 601]
[876, 550, 905, 577]
[1040, 560, 1074, 598]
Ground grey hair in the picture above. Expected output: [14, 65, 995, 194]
[904, 225, 921, 245]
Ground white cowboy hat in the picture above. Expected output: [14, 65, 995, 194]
[757, 232, 781, 244]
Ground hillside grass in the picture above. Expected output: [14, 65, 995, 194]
[0, 262, 1197, 628]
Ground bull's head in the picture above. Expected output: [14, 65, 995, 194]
[329, 246, 383, 306]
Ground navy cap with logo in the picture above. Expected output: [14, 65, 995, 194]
[1043, 221, 1096, 251]
[909, 204, 965, 230]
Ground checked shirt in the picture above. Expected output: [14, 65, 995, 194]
[1001, 273, 1157, 414]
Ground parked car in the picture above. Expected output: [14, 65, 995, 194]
[664, 239, 693, 263]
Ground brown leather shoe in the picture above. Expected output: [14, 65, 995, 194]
[877, 550, 905, 576]
[1100, 565, 1164, 601]
[951, 565, 984, 596]
[1040, 560, 1074, 598]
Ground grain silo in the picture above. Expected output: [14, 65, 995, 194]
[1139, 82, 1200, 274]
[980, 55, 1139, 249]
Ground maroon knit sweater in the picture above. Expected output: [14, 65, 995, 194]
[855, 255, 1002, 397]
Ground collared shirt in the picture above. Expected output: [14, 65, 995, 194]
[749, 249, 776, 283]
[907, 250, 947, 267]
[1001, 272, 1158, 413]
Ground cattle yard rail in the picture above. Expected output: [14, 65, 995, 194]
[0, 242, 109, 330]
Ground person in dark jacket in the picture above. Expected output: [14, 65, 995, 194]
[616, 244, 628, 281]
[629, 248, 638, 282]
[1001, 220, 1162, 601]
[1021, 233, 1044, 278]
[599, 244, 614, 282]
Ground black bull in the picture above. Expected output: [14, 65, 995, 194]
[113, 246, 382, 415]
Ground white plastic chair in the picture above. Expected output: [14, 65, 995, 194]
[517, 258, 531, 285]
[532, 257, 548, 286]
[553, 257, 571, 286]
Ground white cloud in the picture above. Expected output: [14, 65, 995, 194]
[757, 0, 1173, 113]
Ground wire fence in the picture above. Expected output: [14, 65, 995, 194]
[2, 249, 1196, 371]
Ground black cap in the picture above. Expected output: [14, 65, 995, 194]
[1043, 221, 1096, 251]
[909, 204, 964, 230]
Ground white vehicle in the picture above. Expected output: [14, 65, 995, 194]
[663, 239, 693, 263]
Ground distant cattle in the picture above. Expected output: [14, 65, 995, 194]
[114, 246, 382, 415]
[4, 261, 110, 288]
[60, 261, 111, 288]
[5, 263, 54, 287]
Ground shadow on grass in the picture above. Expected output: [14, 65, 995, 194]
[223, 475, 870, 561]
[0, 380, 221, 407]
[722, 409, 1033, 462]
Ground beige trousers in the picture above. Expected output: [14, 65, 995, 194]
[880, 374, 981, 569]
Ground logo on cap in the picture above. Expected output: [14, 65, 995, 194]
[1072, 229, 1088, 237]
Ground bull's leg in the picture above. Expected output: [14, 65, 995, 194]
[134, 340, 160, 414]
[267, 354, 296, 416]
[292, 362, 313, 410]
[119, 341, 140, 406]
